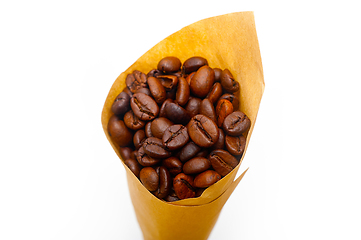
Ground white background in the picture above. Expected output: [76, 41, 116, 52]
[1, 1, 361, 239]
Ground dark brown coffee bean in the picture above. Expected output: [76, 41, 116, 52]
[195, 149, 209, 158]
[219, 93, 239, 111]
[164, 189, 180, 202]
[126, 70, 147, 93]
[220, 68, 239, 93]
[159, 98, 174, 118]
[194, 170, 221, 188]
[182, 56, 208, 74]
[225, 135, 246, 156]
[130, 150, 137, 160]
[185, 72, 195, 85]
[200, 98, 217, 123]
[153, 166, 172, 199]
[147, 76, 166, 104]
[111, 91, 130, 116]
[142, 137, 171, 159]
[147, 69, 163, 78]
[187, 114, 219, 148]
[175, 77, 190, 106]
[135, 87, 151, 96]
[166, 87, 177, 100]
[206, 82, 223, 104]
[124, 158, 142, 178]
[183, 157, 211, 175]
[213, 68, 222, 82]
[130, 92, 159, 121]
[140, 167, 159, 192]
[162, 125, 189, 151]
[178, 141, 201, 163]
[119, 147, 133, 160]
[215, 99, 234, 127]
[210, 128, 225, 151]
[150, 117, 173, 139]
[133, 129, 146, 149]
[162, 157, 183, 176]
[108, 115, 133, 147]
[173, 173, 196, 199]
[123, 110, 146, 130]
[145, 121, 154, 138]
[189, 65, 215, 98]
[185, 97, 202, 118]
[209, 149, 239, 176]
[136, 147, 161, 166]
[223, 111, 251, 136]
[165, 102, 191, 125]
[157, 56, 181, 73]
[157, 75, 179, 91]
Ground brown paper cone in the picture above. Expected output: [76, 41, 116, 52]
[101, 11, 264, 240]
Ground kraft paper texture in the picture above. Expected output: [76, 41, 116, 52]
[101, 11, 264, 240]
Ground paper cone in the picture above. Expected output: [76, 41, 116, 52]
[102, 11, 264, 240]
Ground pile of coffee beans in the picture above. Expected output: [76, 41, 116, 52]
[108, 56, 251, 202]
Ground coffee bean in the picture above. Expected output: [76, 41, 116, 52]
[151, 117, 173, 139]
[194, 170, 221, 188]
[189, 65, 215, 98]
[164, 189, 180, 202]
[215, 99, 234, 127]
[123, 110, 146, 130]
[136, 146, 161, 166]
[178, 141, 201, 163]
[187, 114, 219, 148]
[200, 98, 217, 123]
[162, 157, 183, 176]
[126, 70, 147, 93]
[175, 77, 190, 106]
[183, 157, 211, 175]
[147, 69, 163, 78]
[222, 111, 251, 136]
[147, 76, 166, 104]
[220, 68, 239, 93]
[185, 97, 202, 118]
[140, 167, 159, 192]
[185, 72, 195, 85]
[165, 102, 191, 125]
[195, 149, 209, 158]
[108, 115, 133, 147]
[210, 128, 225, 151]
[219, 93, 239, 111]
[159, 98, 174, 118]
[206, 82, 223, 104]
[157, 75, 179, 91]
[225, 134, 246, 156]
[173, 173, 196, 199]
[130, 92, 159, 121]
[182, 56, 208, 74]
[213, 68, 222, 82]
[124, 158, 142, 178]
[135, 87, 152, 96]
[162, 124, 189, 151]
[153, 166, 171, 199]
[209, 149, 239, 176]
[142, 137, 171, 159]
[119, 147, 133, 160]
[111, 91, 130, 116]
[133, 129, 146, 149]
[145, 121, 154, 138]
[157, 56, 181, 73]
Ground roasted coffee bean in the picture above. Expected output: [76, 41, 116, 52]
[162, 124, 189, 151]
[126, 70, 147, 93]
[220, 68, 239, 93]
[145, 121, 154, 138]
[123, 110, 146, 130]
[157, 56, 181, 73]
[147, 69, 163, 78]
[124, 158, 142, 178]
[209, 149, 239, 176]
[189, 65, 215, 98]
[142, 137, 171, 159]
[185, 72, 196, 85]
[215, 99, 234, 127]
[200, 98, 217, 123]
[223, 111, 251, 136]
[194, 170, 221, 188]
[140, 167, 159, 192]
[206, 82, 223, 104]
[219, 93, 239, 111]
[130, 150, 137, 160]
[187, 114, 219, 148]
[147, 76, 166, 104]
[159, 98, 174, 118]
[130, 92, 159, 121]
[150, 117, 173, 139]
[166, 87, 177, 100]
[111, 91, 130, 116]
[122, 86, 133, 97]
[108, 115, 133, 147]
[213, 68, 222, 82]
[179, 141, 202, 163]
[157, 75, 179, 91]
[164, 189, 180, 202]
[162, 157, 183, 176]
[225, 135, 246, 156]
[183, 157, 211, 175]
[133, 129, 146, 149]
[119, 147, 133, 160]
[182, 56, 208, 74]
[185, 97, 202, 118]
[195, 149, 209, 158]
[153, 166, 172, 199]
[165, 102, 191, 125]
[136, 146, 161, 166]
[135, 87, 151, 97]
[173, 173, 196, 199]
[210, 128, 225, 151]
[175, 77, 190, 106]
